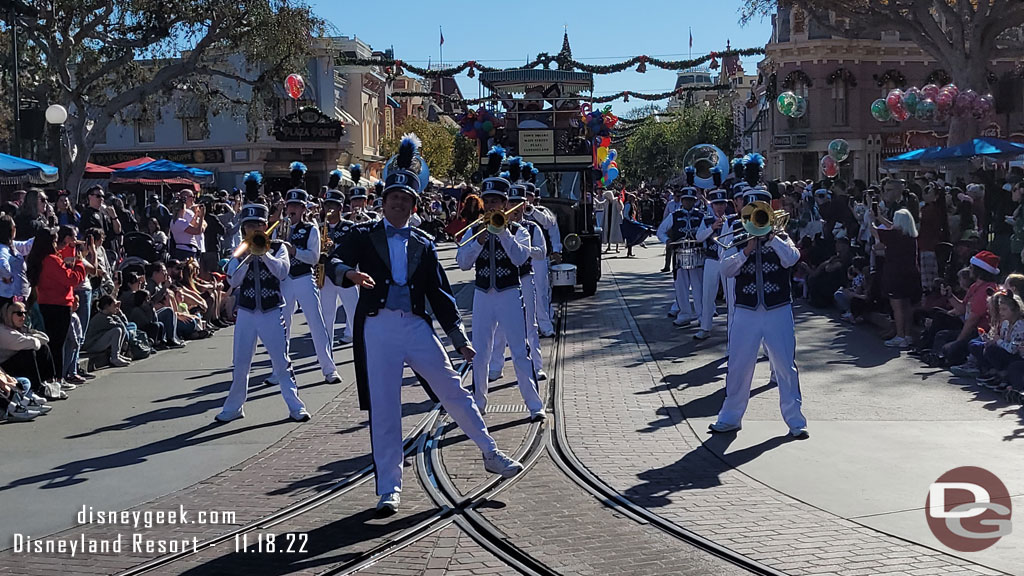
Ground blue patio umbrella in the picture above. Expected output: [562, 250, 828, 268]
[111, 159, 215, 185]
[924, 137, 1024, 162]
[883, 146, 943, 165]
[0, 152, 59, 185]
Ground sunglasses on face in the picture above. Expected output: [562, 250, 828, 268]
[12, 310, 26, 317]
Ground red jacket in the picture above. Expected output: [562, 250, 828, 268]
[35, 254, 86, 307]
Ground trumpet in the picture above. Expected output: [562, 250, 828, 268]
[233, 219, 282, 266]
[714, 201, 790, 251]
[456, 205, 521, 247]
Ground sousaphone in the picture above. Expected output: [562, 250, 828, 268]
[682, 144, 730, 189]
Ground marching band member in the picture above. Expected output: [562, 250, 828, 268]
[657, 185, 704, 327]
[710, 154, 807, 438]
[345, 172, 379, 225]
[216, 202, 311, 423]
[327, 134, 523, 513]
[489, 164, 548, 382]
[695, 168, 732, 340]
[457, 147, 545, 420]
[523, 164, 561, 338]
[280, 188, 342, 384]
[320, 188, 359, 345]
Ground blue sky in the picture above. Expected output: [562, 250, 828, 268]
[311, 0, 773, 115]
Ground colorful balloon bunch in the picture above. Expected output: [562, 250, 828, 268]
[580, 103, 619, 137]
[871, 84, 993, 123]
[819, 138, 850, 178]
[456, 107, 503, 141]
[284, 74, 305, 100]
[776, 91, 807, 118]
[595, 137, 619, 185]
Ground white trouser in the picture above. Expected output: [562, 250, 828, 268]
[490, 275, 543, 375]
[222, 307, 306, 417]
[320, 278, 357, 342]
[700, 258, 732, 332]
[471, 288, 544, 413]
[366, 309, 496, 495]
[716, 305, 806, 430]
[674, 266, 704, 322]
[282, 274, 337, 376]
[533, 258, 554, 334]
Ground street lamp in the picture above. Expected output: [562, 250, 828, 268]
[46, 104, 69, 190]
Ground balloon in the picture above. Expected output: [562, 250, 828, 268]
[955, 92, 974, 116]
[871, 98, 892, 121]
[886, 89, 904, 114]
[607, 167, 619, 183]
[597, 147, 609, 162]
[776, 91, 798, 116]
[891, 106, 910, 122]
[790, 96, 807, 118]
[828, 139, 850, 162]
[935, 89, 954, 112]
[285, 74, 304, 100]
[942, 84, 959, 100]
[974, 94, 994, 119]
[922, 84, 940, 101]
[915, 98, 936, 121]
[607, 149, 618, 164]
[902, 87, 921, 115]
[482, 120, 493, 133]
[820, 155, 839, 178]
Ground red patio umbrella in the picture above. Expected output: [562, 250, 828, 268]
[84, 162, 114, 178]
[106, 156, 157, 170]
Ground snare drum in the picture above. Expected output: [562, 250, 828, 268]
[673, 243, 703, 270]
[550, 263, 577, 287]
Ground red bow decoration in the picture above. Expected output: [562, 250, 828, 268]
[636, 55, 647, 74]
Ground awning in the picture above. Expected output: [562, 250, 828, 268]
[84, 162, 114, 178]
[335, 106, 359, 126]
[0, 152, 59, 185]
[386, 96, 400, 109]
[107, 156, 157, 170]
[112, 159, 215, 185]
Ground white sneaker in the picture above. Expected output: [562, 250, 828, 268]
[324, 372, 342, 384]
[483, 450, 524, 478]
[536, 370, 548, 381]
[60, 381, 77, 390]
[673, 317, 693, 327]
[487, 370, 503, 382]
[883, 336, 909, 348]
[109, 356, 131, 368]
[7, 403, 40, 422]
[529, 409, 547, 422]
[376, 492, 400, 513]
[290, 409, 311, 422]
[21, 397, 52, 414]
[693, 330, 710, 340]
[790, 427, 810, 439]
[708, 421, 741, 433]
[214, 409, 245, 423]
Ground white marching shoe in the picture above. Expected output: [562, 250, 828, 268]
[376, 492, 400, 513]
[483, 450, 524, 478]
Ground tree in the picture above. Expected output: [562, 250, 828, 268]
[741, 0, 1024, 142]
[381, 117, 455, 184]
[1, 0, 323, 194]
[450, 129, 477, 184]
[618, 104, 734, 187]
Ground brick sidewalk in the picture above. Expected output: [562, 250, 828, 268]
[558, 265, 1005, 576]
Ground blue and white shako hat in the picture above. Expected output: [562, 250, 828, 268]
[324, 189, 345, 206]
[240, 203, 269, 224]
[348, 185, 368, 200]
[481, 177, 512, 199]
[707, 189, 731, 204]
[679, 186, 699, 200]
[524, 182, 538, 197]
[382, 134, 427, 199]
[285, 188, 309, 205]
[508, 183, 528, 203]
[742, 185, 773, 206]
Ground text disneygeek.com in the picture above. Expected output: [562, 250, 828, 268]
[10, 505, 238, 557]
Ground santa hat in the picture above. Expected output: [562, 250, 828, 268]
[970, 251, 1000, 275]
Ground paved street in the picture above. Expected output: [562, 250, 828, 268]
[1, 244, 1022, 575]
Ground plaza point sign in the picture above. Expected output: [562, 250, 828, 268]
[274, 106, 345, 142]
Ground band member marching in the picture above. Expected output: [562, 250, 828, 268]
[456, 147, 546, 420]
[522, 163, 561, 338]
[489, 161, 548, 382]
[280, 188, 342, 384]
[216, 200, 311, 423]
[327, 134, 524, 513]
[694, 167, 732, 340]
[709, 154, 807, 438]
[657, 185, 705, 327]
[320, 187, 359, 346]
[345, 166, 380, 225]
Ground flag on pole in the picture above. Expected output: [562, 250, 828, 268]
[689, 28, 693, 49]
[440, 27, 445, 46]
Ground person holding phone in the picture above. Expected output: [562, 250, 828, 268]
[25, 227, 87, 386]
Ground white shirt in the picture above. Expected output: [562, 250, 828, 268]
[383, 218, 409, 286]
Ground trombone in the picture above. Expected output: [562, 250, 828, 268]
[233, 219, 282, 267]
[455, 205, 521, 247]
[713, 201, 790, 251]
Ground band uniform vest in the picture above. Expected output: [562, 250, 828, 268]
[669, 209, 702, 243]
[238, 246, 284, 311]
[734, 238, 792, 311]
[702, 215, 729, 260]
[288, 221, 315, 278]
[517, 219, 540, 276]
[474, 221, 522, 292]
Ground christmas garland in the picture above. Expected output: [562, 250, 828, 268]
[340, 48, 766, 79]
[826, 67, 857, 87]
[874, 69, 907, 87]
[392, 83, 734, 106]
[781, 70, 813, 89]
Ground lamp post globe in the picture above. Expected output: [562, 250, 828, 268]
[45, 104, 68, 125]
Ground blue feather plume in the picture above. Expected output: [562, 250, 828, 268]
[350, 163, 362, 184]
[508, 156, 522, 182]
[244, 171, 262, 184]
[711, 166, 723, 188]
[486, 145, 506, 177]
[397, 133, 421, 170]
[743, 153, 765, 187]
[731, 157, 745, 178]
[289, 161, 307, 174]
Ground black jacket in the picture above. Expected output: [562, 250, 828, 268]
[327, 220, 469, 409]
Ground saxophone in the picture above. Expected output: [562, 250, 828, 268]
[314, 211, 335, 289]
